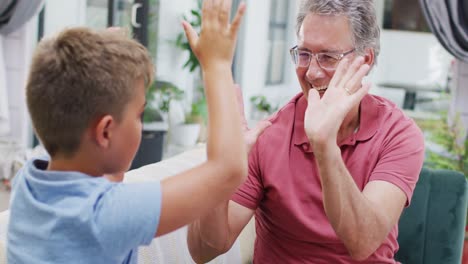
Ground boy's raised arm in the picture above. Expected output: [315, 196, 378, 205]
[155, 0, 247, 237]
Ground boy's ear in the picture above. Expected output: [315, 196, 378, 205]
[94, 115, 114, 148]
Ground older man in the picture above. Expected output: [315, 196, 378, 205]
[188, 0, 425, 263]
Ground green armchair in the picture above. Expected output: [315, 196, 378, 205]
[396, 167, 468, 264]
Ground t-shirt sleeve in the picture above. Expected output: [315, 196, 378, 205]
[93, 181, 161, 255]
[369, 119, 425, 206]
[231, 141, 264, 210]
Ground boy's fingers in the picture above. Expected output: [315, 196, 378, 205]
[202, 0, 214, 25]
[182, 21, 198, 49]
[230, 2, 246, 36]
[220, 0, 233, 25]
[213, 0, 223, 21]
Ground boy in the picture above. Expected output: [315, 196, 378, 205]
[7, 0, 247, 263]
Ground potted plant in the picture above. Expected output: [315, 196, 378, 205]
[417, 111, 468, 174]
[175, 0, 202, 73]
[170, 85, 208, 147]
[130, 80, 182, 169]
[250, 95, 278, 121]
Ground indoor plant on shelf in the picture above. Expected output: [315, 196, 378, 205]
[130, 80, 182, 169]
[174, 0, 201, 73]
[170, 85, 207, 147]
[250, 95, 278, 121]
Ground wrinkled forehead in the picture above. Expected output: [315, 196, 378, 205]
[297, 13, 354, 51]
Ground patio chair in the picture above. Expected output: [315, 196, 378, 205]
[396, 167, 468, 264]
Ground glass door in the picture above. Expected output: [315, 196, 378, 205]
[85, 0, 156, 47]
[85, 0, 109, 29]
[85, 0, 158, 60]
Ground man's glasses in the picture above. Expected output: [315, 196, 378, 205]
[289, 45, 355, 71]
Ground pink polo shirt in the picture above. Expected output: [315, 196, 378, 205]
[232, 93, 425, 263]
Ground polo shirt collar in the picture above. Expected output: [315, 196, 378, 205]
[293, 93, 380, 149]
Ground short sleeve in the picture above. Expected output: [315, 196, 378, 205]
[231, 141, 264, 210]
[370, 119, 425, 206]
[93, 182, 161, 256]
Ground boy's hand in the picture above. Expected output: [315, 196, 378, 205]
[182, 0, 246, 70]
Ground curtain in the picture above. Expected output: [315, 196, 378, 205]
[0, 0, 44, 35]
[0, 0, 45, 136]
[0, 36, 8, 136]
[420, 0, 468, 62]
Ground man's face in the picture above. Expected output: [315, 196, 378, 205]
[296, 14, 356, 99]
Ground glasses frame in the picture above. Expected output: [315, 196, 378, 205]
[289, 45, 356, 71]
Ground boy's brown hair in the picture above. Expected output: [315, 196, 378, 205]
[26, 27, 154, 158]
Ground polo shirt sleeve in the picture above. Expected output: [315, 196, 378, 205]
[93, 182, 161, 256]
[231, 141, 264, 210]
[369, 118, 425, 206]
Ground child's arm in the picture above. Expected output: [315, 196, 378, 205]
[155, 0, 247, 237]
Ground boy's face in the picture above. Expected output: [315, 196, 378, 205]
[108, 78, 146, 173]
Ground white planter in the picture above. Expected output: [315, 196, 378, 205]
[170, 123, 201, 147]
[143, 121, 169, 132]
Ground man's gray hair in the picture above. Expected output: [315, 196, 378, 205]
[296, 0, 380, 64]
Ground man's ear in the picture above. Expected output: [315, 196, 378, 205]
[364, 48, 375, 67]
[94, 115, 114, 148]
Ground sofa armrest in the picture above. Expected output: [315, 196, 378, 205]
[239, 217, 255, 264]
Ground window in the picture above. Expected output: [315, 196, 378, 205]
[383, 0, 430, 32]
[265, 0, 289, 85]
[85, 0, 159, 60]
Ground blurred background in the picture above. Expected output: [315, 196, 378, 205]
[0, 0, 467, 213]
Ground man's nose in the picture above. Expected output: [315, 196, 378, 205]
[305, 57, 325, 79]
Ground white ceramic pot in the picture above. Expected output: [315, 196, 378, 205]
[170, 123, 201, 147]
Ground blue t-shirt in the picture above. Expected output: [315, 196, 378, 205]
[7, 159, 162, 264]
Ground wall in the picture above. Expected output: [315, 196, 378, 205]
[0, 0, 87, 147]
[368, 30, 453, 108]
[237, 0, 299, 119]
[155, 0, 198, 109]
[43, 0, 86, 38]
[1, 19, 39, 146]
[374, 30, 452, 89]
